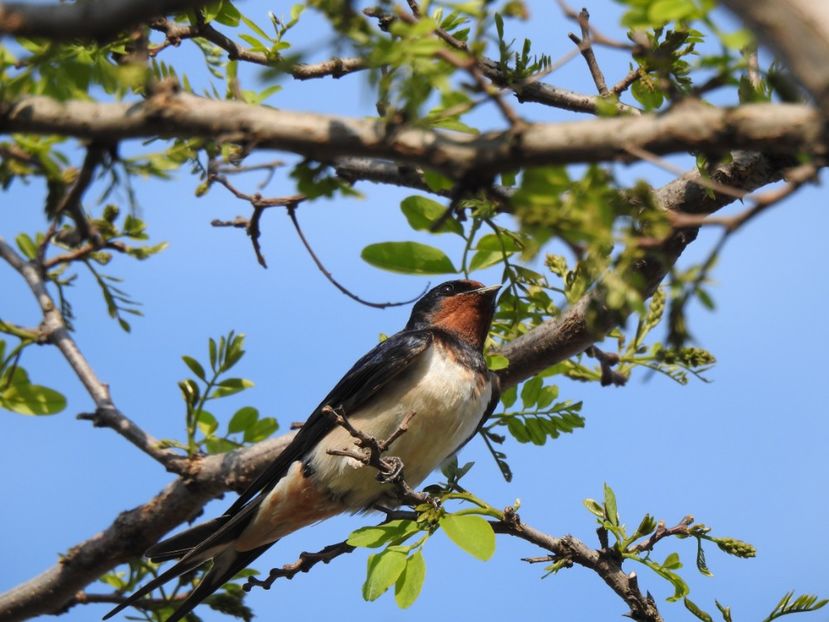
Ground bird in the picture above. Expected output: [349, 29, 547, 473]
[104, 279, 501, 622]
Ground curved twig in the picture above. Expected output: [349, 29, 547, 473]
[286, 205, 428, 309]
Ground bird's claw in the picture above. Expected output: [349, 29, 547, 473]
[377, 456, 404, 483]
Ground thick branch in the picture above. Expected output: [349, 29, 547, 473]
[494, 150, 799, 387]
[721, 0, 829, 115]
[0, 433, 293, 622]
[0, 0, 212, 41]
[0, 95, 823, 177]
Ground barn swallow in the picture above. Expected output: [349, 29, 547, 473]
[104, 279, 501, 622]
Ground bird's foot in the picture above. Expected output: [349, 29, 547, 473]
[377, 455, 405, 483]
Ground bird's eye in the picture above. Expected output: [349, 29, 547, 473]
[439, 284, 455, 295]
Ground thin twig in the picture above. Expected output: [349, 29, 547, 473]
[208, 167, 306, 267]
[665, 162, 818, 347]
[52, 144, 107, 243]
[435, 48, 524, 127]
[628, 516, 694, 554]
[56, 591, 189, 614]
[568, 9, 610, 96]
[150, 17, 367, 79]
[42, 240, 131, 269]
[396, 5, 523, 127]
[0, 236, 186, 473]
[668, 163, 819, 231]
[623, 143, 748, 200]
[612, 68, 640, 95]
[243, 540, 355, 591]
[554, 0, 633, 50]
[286, 205, 428, 309]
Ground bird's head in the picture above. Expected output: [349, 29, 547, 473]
[406, 279, 500, 351]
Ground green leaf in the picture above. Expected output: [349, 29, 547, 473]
[423, 169, 454, 192]
[1, 382, 66, 415]
[211, 377, 254, 398]
[395, 550, 426, 609]
[695, 537, 713, 576]
[197, 410, 218, 436]
[362, 549, 408, 601]
[720, 29, 753, 50]
[662, 551, 682, 570]
[684, 598, 714, 622]
[15, 233, 37, 260]
[348, 520, 419, 548]
[486, 354, 509, 371]
[584, 498, 604, 518]
[500, 385, 517, 409]
[520, 376, 543, 408]
[603, 483, 619, 526]
[361, 242, 457, 275]
[647, 0, 696, 23]
[468, 250, 508, 272]
[241, 14, 272, 41]
[506, 417, 530, 443]
[477, 233, 521, 252]
[440, 514, 495, 561]
[243, 416, 278, 442]
[536, 385, 559, 409]
[204, 437, 239, 454]
[631, 78, 664, 110]
[215, 0, 241, 26]
[182, 355, 206, 381]
[228, 406, 258, 434]
[525, 418, 546, 445]
[400, 196, 463, 235]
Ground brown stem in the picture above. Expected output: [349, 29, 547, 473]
[286, 205, 428, 309]
[0, 236, 186, 473]
[568, 9, 610, 96]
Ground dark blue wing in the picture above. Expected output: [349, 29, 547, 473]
[225, 328, 434, 513]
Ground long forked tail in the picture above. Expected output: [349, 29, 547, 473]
[103, 510, 270, 621]
[164, 545, 271, 622]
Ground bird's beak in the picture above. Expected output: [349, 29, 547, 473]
[475, 284, 501, 295]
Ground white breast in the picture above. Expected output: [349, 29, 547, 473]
[307, 341, 491, 509]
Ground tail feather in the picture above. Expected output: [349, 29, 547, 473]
[102, 556, 206, 620]
[163, 545, 272, 622]
[146, 516, 231, 563]
[104, 509, 260, 621]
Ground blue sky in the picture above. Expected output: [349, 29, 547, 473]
[1, 1, 827, 621]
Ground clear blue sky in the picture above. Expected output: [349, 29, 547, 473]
[1, 1, 827, 621]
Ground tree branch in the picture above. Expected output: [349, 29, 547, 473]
[0, 236, 186, 473]
[0, 433, 294, 622]
[0, 0, 212, 41]
[493, 509, 663, 622]
[721, 0, 829, 115]
[149, 17, 367, 79]
[567, 9, 610, 96]
[0, 95, 822, 177]
[494, 150, 802, 387]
